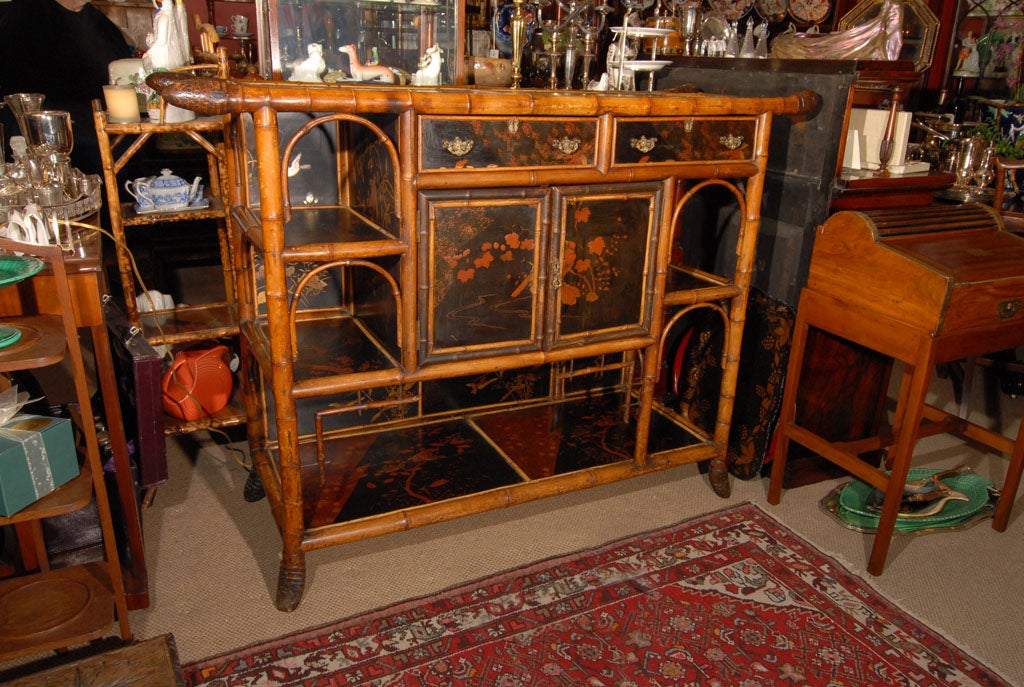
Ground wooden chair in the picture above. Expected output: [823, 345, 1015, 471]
[993, 156, 1024, 236]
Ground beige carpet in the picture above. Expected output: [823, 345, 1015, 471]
[127, 370, 1023, 685]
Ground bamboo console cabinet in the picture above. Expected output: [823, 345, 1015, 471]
[153, 73, 814, 610]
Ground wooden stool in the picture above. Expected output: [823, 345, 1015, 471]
[767, 204, 1024, 575]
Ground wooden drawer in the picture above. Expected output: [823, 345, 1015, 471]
[419, 116, 599, 171]
[612, 117, 757, 166]
[944, 279, 1024, 334]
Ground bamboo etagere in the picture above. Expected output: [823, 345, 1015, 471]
[153, 71, 816, 610]
[93, 55, 245, 437]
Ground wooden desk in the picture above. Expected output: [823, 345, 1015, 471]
[783, 171, 958, 488]
[0, 230, 149, 609]
[770, 203, 1024, 574]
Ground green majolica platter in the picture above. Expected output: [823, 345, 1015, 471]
[822, 467, 997, 534]
[0, 254, 43, 288]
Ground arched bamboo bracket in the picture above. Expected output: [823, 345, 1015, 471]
[289, 259, 403, 363]
[279, 113, 402, 225]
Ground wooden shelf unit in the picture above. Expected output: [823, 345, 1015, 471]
[0, 240, 131, 662]
[93, 79, 246, 435]
[153, 72, 814, 611]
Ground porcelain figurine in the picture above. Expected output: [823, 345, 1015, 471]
[410, 44, 443, 86]
[339, 45, 399, 83]
[290, 43, 327, 82]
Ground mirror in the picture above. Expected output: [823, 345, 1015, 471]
[837, 0, 939, 71]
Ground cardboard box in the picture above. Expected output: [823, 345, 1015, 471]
[0, 415, 79, 516]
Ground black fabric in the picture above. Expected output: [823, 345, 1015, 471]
[0, 0, 131, 173]
[672, 288, 795, 480]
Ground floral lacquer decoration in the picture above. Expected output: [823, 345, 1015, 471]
[556, 192, 654, 338]
[430, 199, 543, 350]
[559, 206, 625, 307]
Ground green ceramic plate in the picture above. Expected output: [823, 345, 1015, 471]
[834, 503, 989, 533]
[838, 469, 994, 527]
[0, 324, 21, 349]
[821, 481, 997, 535]
[0, 254, 43, 288]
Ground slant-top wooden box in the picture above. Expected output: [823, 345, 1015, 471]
[806, 204, 1024, 353]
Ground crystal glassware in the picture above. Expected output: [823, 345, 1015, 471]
[3, 93, 45, 140]
[953, 138, 979, 189]
[973, 146, 996, 188]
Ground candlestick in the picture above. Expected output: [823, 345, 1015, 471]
[510, 0, 527, 88]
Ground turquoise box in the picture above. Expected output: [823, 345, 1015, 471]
[0, 415, 79, 517]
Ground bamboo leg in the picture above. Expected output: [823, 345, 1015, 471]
[276, 553, 307, 611]
[767, 305, 810, 504]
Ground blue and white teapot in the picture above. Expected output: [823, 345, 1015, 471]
[124, 168, 202, 211]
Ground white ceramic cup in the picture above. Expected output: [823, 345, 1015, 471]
[231, 14, 248, 34]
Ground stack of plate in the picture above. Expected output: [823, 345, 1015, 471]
[0, 254, 44, 350]
[831, 467, 995, 533]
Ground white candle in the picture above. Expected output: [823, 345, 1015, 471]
[102, 84, 140, 123]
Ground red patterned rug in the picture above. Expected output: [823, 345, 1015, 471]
[183, 504, 1008, 686]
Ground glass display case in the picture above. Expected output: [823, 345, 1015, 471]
[256, 0, 466, 84]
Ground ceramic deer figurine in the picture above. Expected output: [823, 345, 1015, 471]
[339, 44, 397, 83]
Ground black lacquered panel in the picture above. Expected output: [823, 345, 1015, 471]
[419, 116, 598, 171]
[300, 419, 523, 527]
[613, 117, 757, 165]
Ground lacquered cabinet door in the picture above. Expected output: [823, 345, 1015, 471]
[549, 182, 665, 347]
[418, 188, 550, 363]
[418, 182, 665, 363]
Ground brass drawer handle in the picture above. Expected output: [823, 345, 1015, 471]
[552, 136, 581, 154]
[719, 133, 744, 150]
[998, 299, 1021, 319]
[442, 137, 475, 156]
[630, 135, 657, 153]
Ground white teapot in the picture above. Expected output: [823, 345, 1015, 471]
[124, 169, 202, 211]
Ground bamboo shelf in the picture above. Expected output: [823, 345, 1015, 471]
[93, 53, 246, 435]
